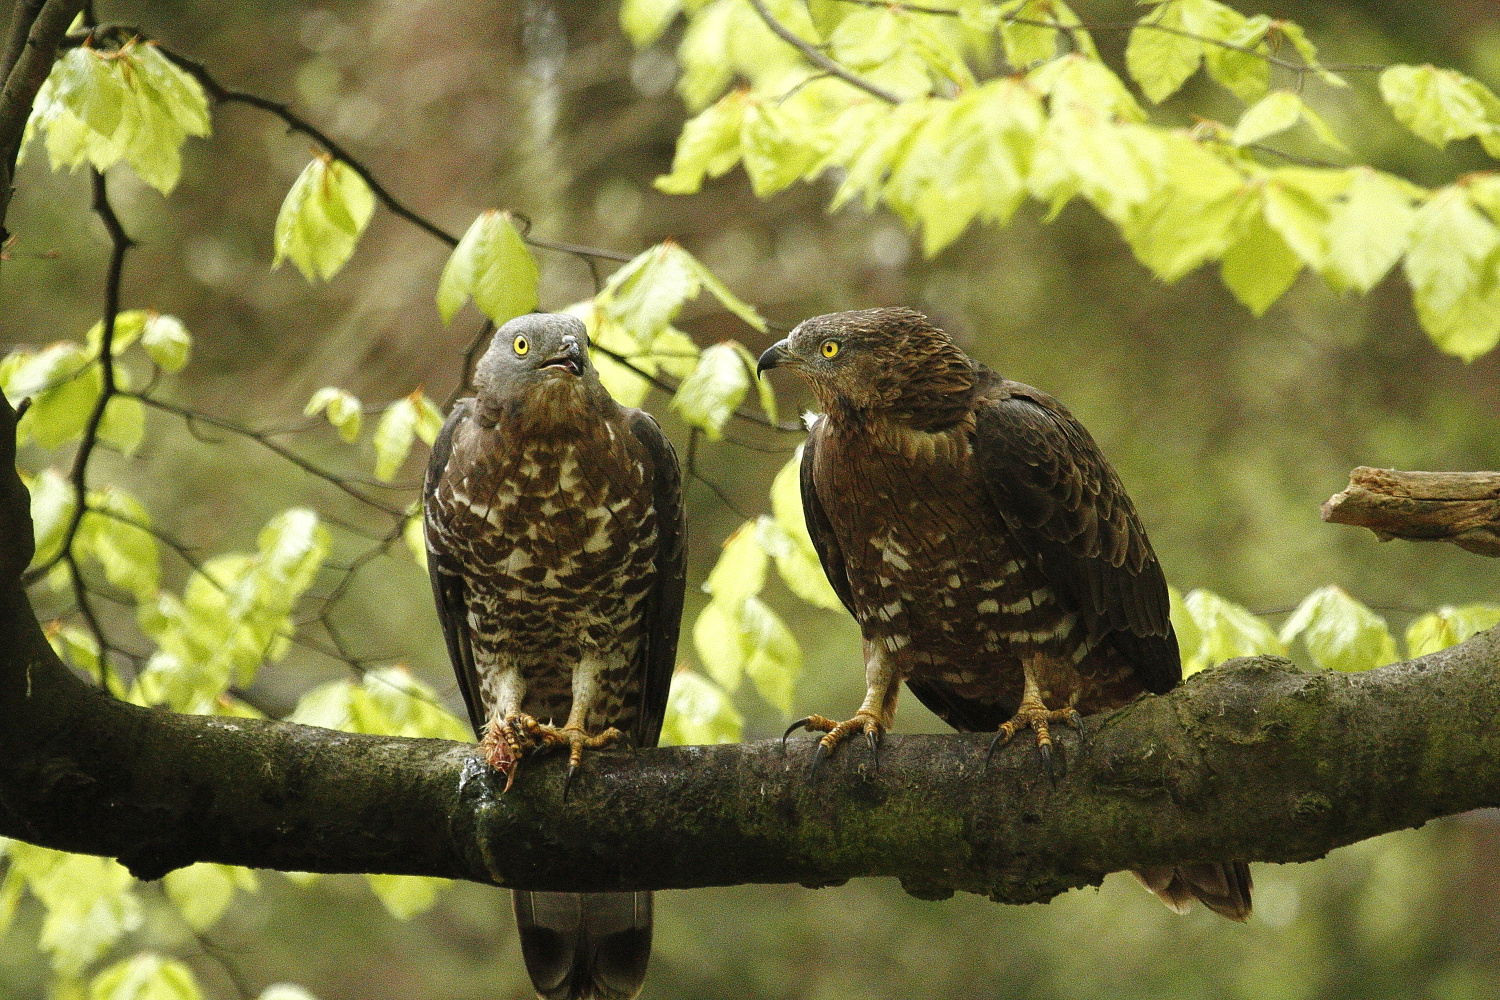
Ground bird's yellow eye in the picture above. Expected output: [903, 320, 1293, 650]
[820, 339, 841, 359]
[513, 335, 529, 356]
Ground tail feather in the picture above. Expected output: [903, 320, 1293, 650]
[1132, 862, 1252, 921]
[514, 890, 653, 1000]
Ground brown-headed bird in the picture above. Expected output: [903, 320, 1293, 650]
[758, 306, 1250, 921]
[425, 313, 686, 999]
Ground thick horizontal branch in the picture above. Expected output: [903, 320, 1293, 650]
[1322, 466, 1500, 557]
[3, 569, 1498, 900]
[4, 400, 1497, 900]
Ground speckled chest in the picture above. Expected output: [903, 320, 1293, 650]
[812, 420, 1090, 697]
[428, 415, 659, 665]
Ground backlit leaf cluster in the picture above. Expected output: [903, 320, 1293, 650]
[636, 0, 1500, 360]
[23, 40, 210, 193]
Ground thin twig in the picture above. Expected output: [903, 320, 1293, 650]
[831, 0, 1386, 74]
[746, 0, 901, 104]
[20, 170, 133, 686]
[133, 395, 406, 517]
[155, 44, 636, 270]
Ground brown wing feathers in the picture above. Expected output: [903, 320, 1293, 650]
[974, 381, 1179, 694]
[626, 409, 687, 749]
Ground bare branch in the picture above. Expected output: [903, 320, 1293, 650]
[1322, 467, 1500, 558]
[746, 0, 901, 104]
[132, 395, 407, 518]
[830, 0, 1387, 75]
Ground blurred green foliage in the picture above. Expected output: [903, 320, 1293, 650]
[4, 0, 1500, 998]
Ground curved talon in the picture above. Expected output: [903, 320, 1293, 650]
[809, 742, 830, 775]
[783, 717, 815, 746]
[865, 728, 880, 771]
[562, 763, 579, 802]
[988, 701, 1083, 777]
[984, 728, 1009, 766]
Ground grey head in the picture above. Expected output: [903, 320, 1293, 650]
[473, 313, 598, 405]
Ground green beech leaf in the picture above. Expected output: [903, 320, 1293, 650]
[6, 342, 100, 450]
[656, 90, 746, 194]
[373, 396, 419, 480]
[28, 43, 212, 194]
[1168, 585, 1207, 676]
[273, 157, 376, 282]
[1262, 178, 1331, 270]
[90, 952, 203, 1000]
[1272, 20, 1346, 88]
[77, 487, 160, 600]
[693, 598, 745, 692]
[304, 387, 363, 442]
[84, 310, 148, 356]
[27, 468, 76, 570]
[996, 0, 1058, 68]
[136, 509, 327, 711]
[670, 341, 750, 439]
[660, 669, 745, 745]
[1232, 90, 1346, 151]
[1219, 205, 1302, 314]
[1279, 585, 1396, 672]
[1406, 604, 1500, 658]
[3, 842, 142, 975]
[1324, 169, 1420, 293]
[1181, 588, 1285, 666]
[1125, 3, 1204, 104]
[260, 988, 320, 1000]
[361, 666, 473, 741]
[1403, 186, 1500, 360]
[403, 506, 427, 568]
[45, 622, 100, 681]
[436, 210, 539, 324]
[754, 514, 842, 611]
[365, 875, 446, 920]
[740, 100, 821, 198]
[598, 242, 765, 348]
[621, 0, 684, 47]
[739, 594, 800, 712]
[140, 312, 192, 371]
[162, 864, 258, 932]
[1202, 13, 1272, 103]
[412, 392, 445, 445]
[1379, 64, 1500, 149]
[765, 450, 844, 610]
[703, 520, 768, 605]
[1119, 135, 1247, 281]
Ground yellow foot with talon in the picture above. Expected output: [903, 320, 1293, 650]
[784, 711, 886, 773]
[986, 703, 1084, 781]
[479, 715, 622, 795]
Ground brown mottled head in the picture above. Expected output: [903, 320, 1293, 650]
[757, 307, 979, 428]
[473, 313, 615, 424]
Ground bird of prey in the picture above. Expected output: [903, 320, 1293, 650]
[758, 306, 1251, 921]
[424, 313, 686, 999]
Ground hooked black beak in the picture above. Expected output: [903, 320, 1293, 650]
[541, 335, 585, 376]
[756, 339, 791, 379]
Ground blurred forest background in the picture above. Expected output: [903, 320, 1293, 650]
[4, 0, 1500, 998]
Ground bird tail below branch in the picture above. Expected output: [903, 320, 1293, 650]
[1132, 863, 1253, 922]
[513, 890, 653, 1000]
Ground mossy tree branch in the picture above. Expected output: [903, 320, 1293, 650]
[4, 399, 1499, 899]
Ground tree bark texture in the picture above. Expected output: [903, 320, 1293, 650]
[4, 578, 1500, 901]
[5, 394, 1500, 902]
[1323, 467, 1500, 557]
